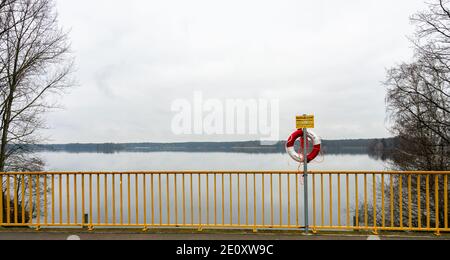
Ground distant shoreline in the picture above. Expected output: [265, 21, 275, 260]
[27, 138, 396, 157]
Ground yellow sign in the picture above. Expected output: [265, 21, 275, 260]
[296, 115, 315, 129]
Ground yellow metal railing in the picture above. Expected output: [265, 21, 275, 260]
[0, 171, 449, 234]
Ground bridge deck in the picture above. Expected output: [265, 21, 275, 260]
[0, 229, 448, 240]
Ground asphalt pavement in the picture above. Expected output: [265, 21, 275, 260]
[0, 229, 447, 240]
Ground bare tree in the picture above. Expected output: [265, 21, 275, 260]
[385, 56, 449, 171]
[412, 0, 450, 61]
[364, 0, 450, 230]
[0, 1, 19, 37]
[385, 0, 450, 172]
[0, 0, 73, 224]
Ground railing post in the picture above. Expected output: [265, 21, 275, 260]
[303, 128, 309, 234]
[435, 175, 440, 237]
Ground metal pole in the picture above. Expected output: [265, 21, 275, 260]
[303, 127, 309, 233]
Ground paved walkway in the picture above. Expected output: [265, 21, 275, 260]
[0, 229, 448, 240]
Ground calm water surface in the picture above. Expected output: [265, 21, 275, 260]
[38, 152, 386, 171]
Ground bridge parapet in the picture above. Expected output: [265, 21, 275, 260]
[0, 171, 448, 234]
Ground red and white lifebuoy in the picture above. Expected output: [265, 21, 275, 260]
[286, 129, 321, 163]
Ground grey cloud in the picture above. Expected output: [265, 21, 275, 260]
[43, 0, 428, 143]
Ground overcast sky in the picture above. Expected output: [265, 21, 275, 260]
[45, 0, 428, 143]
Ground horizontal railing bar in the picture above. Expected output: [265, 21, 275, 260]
[2, 223, 448, 232]
[0, 171, 449, 175]
[0, 223, 306, 228]
[313, 226, 450, 232]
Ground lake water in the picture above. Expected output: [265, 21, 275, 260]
[38, 152, 387, 172]
[32, 152, 388, 228]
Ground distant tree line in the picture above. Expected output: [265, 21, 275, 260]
[29, 139, 395, 156]
[367, 138, 399, 161]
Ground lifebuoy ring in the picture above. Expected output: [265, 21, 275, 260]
[286, 129, 321, 163]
